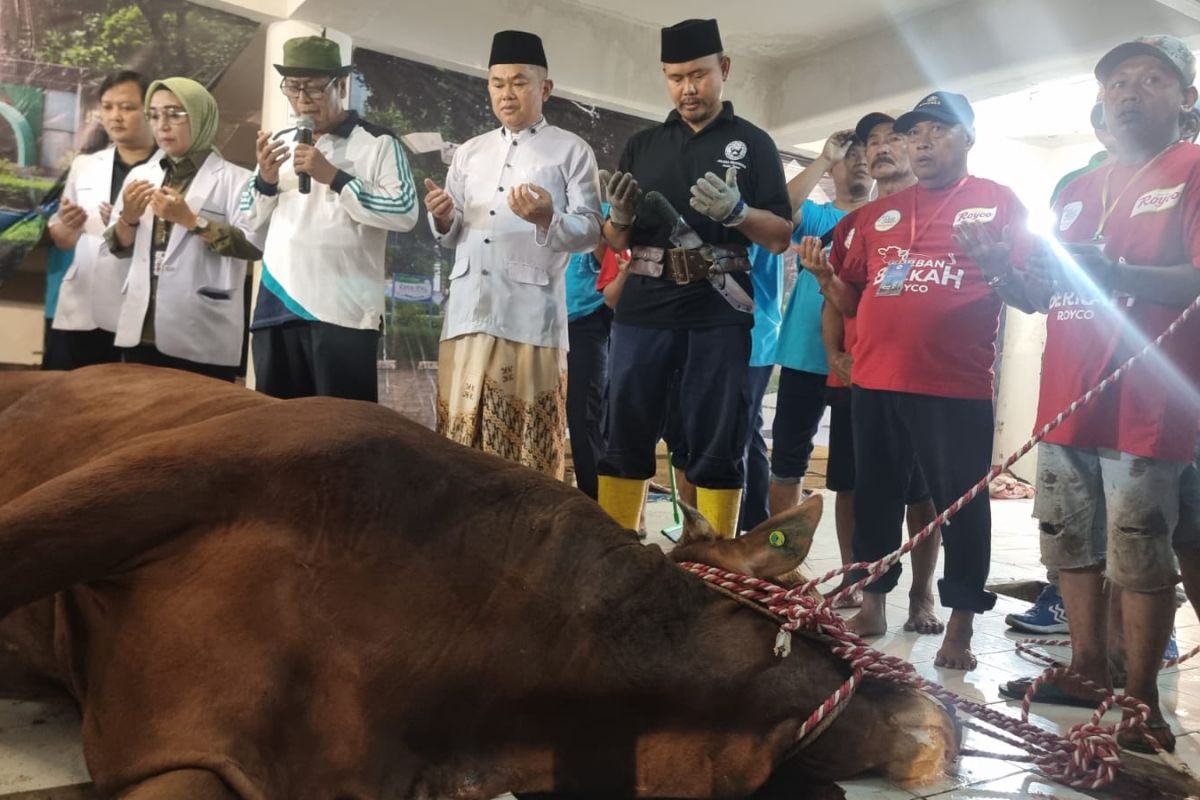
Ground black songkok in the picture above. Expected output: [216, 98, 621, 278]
[660, 19, 723, 63]
[489, 30, 548, 68]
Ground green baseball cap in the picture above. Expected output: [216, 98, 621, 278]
[274, 35, 352, 78]
[1095, 34, 1196, 87]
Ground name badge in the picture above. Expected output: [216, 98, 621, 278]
[153, 250, 168, 277]
[876, 261, 912, 297]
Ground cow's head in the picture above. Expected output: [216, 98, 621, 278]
[668, 494, 822, 588]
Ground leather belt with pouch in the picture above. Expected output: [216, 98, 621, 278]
[628, 244, 751, 285]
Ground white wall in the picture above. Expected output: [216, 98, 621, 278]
[969, 134, 1102, 480]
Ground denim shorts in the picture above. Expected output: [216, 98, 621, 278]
[1036, 443, 1186, 591]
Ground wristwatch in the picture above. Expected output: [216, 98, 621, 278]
[190, 216, 210, 235]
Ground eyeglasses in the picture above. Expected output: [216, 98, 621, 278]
[145, 108, 189, 126]
[280, 78, 336, 99]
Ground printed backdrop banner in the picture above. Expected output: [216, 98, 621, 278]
[0, 0, 259, 284]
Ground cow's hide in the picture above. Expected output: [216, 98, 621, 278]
[0, 366, 955, 800]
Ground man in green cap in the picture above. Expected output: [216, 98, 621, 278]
[242, 34, 419, 402]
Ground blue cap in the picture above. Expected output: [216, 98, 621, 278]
[894, 91, 975, 136]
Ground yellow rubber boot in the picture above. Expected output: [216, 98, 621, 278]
[598, 476, 647, 531]
[697, 487, 743, 539]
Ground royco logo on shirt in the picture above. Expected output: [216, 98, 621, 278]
[1131, 183, 1185, 217]
[952, 206, 997, 226]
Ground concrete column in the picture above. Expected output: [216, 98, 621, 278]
[993, 310, 1047, 482]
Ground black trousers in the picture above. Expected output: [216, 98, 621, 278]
[42, 323, 119, 371]
[252, 320, 379, 402]
[850, 387, 996, 613]
[121, 344, 237, 383]
[662, 363, 773, 527]
[770, 367, 828, 482]
[566, 306, 612, 499]
[599, 322, 751, 489]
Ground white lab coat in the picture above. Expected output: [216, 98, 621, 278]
[51, 147, 139, 332]
[112, 152, 260, 367]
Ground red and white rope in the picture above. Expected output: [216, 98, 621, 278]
[678, 293, 1200, 789]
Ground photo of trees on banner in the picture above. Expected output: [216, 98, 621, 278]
[351, 47, 650, 427]
[0, 0, 260, 284]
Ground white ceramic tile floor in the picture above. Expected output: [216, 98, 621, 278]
[3, 494, 1199, 798]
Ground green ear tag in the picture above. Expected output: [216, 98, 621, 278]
[768, 530, 786, 548]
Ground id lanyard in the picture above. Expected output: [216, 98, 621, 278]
[1094, 142, 1177, 238]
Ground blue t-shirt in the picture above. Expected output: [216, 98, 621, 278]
[748, 244, 782, 367]
[44, 245, 73, 320]
[566, 201, 608, 323]
[775, 199, 847, 374]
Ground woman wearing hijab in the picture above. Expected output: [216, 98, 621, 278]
[106, 77, 262, 381]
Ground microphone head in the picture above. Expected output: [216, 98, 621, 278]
[295, 116, 315, 132]
[643, 191, 680, 226]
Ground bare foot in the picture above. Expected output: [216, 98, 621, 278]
[904, 592, 944, 634]
[934, 610, 977, 670]
[846, 592, 888, 637]
[827, 582, 863, 609]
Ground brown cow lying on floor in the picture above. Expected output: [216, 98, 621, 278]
[0, 366, 955, 800]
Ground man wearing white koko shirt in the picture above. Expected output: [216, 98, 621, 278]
[424, 29, 601, 478]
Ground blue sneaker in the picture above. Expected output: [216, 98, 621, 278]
[1164, 631, 1179, 663]
[1005, 584, 1070, 634]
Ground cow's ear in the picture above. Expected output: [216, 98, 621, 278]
[677, 500, 719, 545]
[670, 494, 823, 581]
[737, 493, 824, 578]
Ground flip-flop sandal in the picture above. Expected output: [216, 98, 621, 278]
[1118, 719, 1176, 754]
[999, 677, 1107, 708]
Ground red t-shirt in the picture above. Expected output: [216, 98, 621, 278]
[837, 176, 1028, 400]
[826, 211, 860, 389]
[596, 247, 624, 291]
[1038, 142, 1200, 462]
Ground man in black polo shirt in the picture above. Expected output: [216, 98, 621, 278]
[597, 18, 792, 538]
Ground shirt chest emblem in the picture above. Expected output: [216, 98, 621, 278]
[875, 209, 902, 231]
[952, 206, 997, 226]
[1130, 183, 1185, 217]
[1058, 200, 1083, 231]
[717, 140, 748, 172]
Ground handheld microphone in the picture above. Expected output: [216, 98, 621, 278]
[296, 117, 315, 194]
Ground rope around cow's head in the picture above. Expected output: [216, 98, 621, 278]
[678, 290, 1200, 792]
